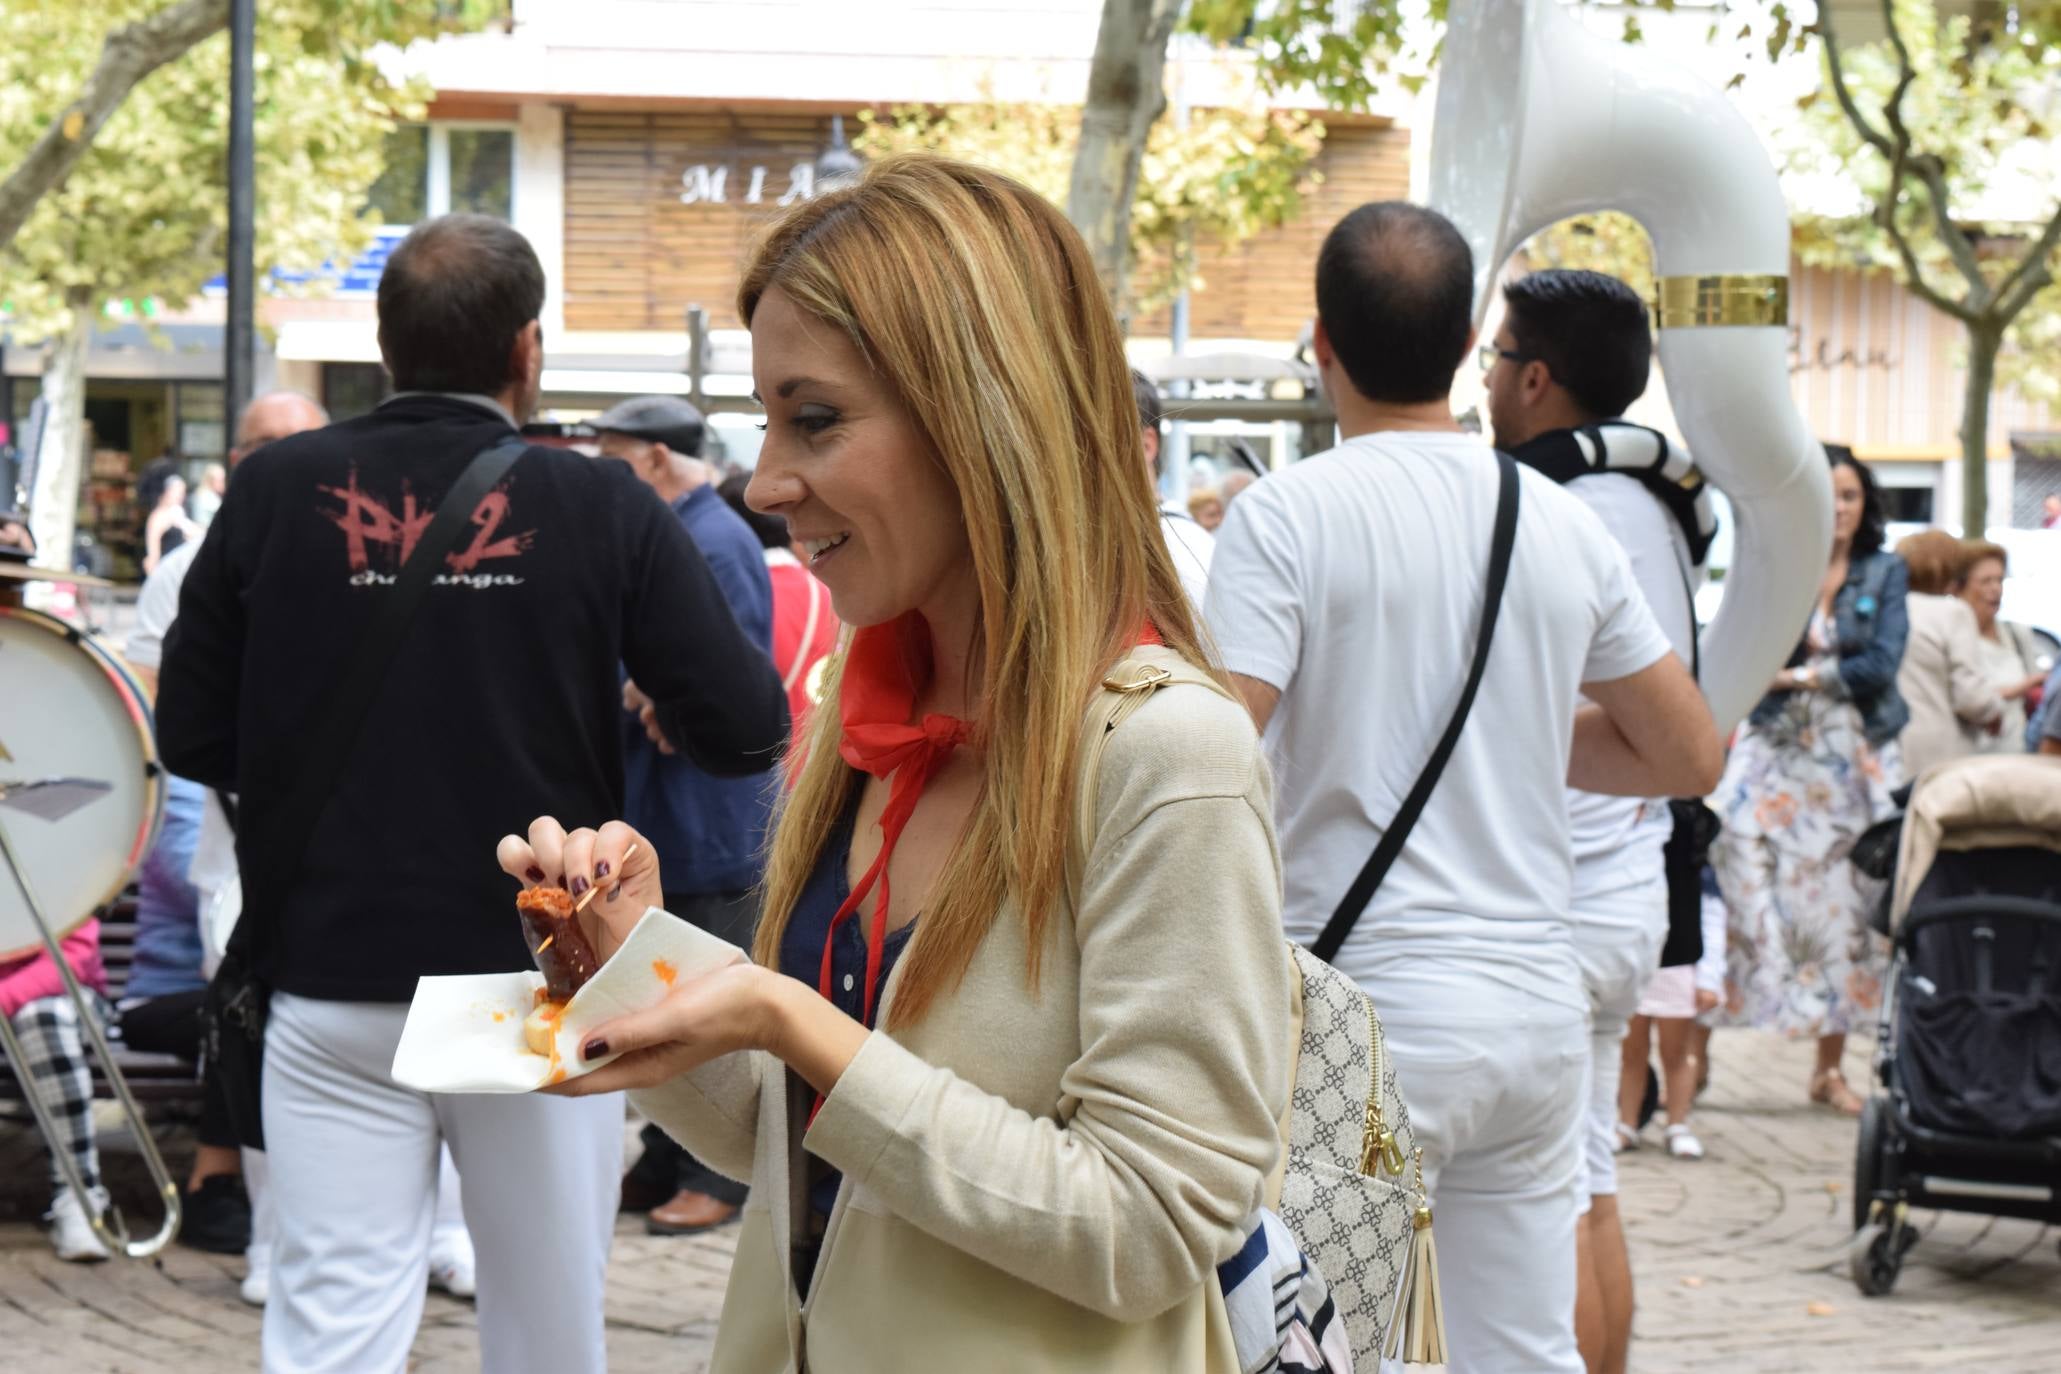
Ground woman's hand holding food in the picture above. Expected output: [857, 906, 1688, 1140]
[497, 816, 870, 1099]
[549, 960, 869, 1099]
[497, 817, 663, 965]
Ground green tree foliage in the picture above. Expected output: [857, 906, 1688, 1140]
[1191, 0, 2061, 529]
[856, 93, 1322, 315]
[0, 0, 228, 252]
[1185, 0, 1444, 105]
[0, 0, 496, 566]
[1527, 212, 1657, 301]
[0, 0, 497, 339]
[1788, 0, 2060, 528]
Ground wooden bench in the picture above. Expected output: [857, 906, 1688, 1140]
[0, 888, 209, 1109]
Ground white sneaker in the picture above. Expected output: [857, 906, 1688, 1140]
[241, 1248, 270, 1306]
[428, 1236, 476, 1299]
[1665, 1123, 1706, 1160]
[49, 1187, 112, 1263]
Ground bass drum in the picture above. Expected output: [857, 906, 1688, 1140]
[0, 605, 164, 960]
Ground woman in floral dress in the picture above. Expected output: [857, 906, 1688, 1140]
[1711, 451, 1908, 1115]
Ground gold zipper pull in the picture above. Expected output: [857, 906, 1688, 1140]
[1360, 1099, 1383, 1175]
[1362, 996, 1408, 1176]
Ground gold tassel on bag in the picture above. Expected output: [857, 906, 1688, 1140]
[1385, 1149, 1449, 1366]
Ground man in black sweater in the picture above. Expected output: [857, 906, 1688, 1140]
[157, 214, 787, 1374]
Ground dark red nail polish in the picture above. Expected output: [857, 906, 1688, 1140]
[594, 860, 611, 880]
[607, 884, 623, 902]
[582, 1037, 609, 1061]
[570, 875, 590, 896]
[525, 865, 545, 882]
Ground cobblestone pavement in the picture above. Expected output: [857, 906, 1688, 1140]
[1, 1030, 2053, 1372]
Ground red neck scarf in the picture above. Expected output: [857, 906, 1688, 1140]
[817, 615, 1166, 1030]
[819, 614, 970, 1028]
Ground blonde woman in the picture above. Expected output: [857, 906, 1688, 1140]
[497, 156, 1290, 1370]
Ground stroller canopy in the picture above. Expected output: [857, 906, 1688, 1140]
[1891, 755, 2061, 933]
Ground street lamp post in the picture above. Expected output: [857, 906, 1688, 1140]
[814, 116, 863, 193]
[225, 0, 257, 429]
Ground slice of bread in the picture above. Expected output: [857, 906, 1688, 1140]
[524, 1002, 562, 1057]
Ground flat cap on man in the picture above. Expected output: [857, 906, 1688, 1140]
[591, 395, 705, 458]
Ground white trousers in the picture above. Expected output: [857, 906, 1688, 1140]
[1371, 971, 1588, 1374]
[262, 993, 623, 1374]
[244, 1138, 466, 1281]
[1569, 874, 1667, 1209]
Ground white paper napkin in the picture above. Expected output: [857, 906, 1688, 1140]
[391, 906, 744, 1094]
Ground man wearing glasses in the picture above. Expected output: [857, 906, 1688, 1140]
[1484, 268, 1714, 1374]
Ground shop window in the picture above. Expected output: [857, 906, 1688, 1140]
[367, 126, 430, 225]
[1878, 485, 1934, 525]
[174, 382, 226, 462]
[366, 123, 514, 227]
[448, 129, 514, 217]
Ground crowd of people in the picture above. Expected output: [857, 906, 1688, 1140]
[1, 147, 2056, 1374]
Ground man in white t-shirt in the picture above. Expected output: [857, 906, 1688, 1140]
[1488, 269, 1710, 1374]
[1207, 203, 1721, 1374]
[1133, 369, 1213, 609]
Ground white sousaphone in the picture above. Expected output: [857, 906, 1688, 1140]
[1431, 0, 1832, 734]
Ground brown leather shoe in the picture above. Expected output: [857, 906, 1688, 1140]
[645, 1189, 741, 1236]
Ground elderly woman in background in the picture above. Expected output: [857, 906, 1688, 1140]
[1710, 451, 1907, 1117]
[1894, 529, 2004, 779]
[1958, 540, 2048, 754]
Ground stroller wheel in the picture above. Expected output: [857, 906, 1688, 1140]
[1851, 1095, 1890, 1231]
[1849, 1221, 1906, 1297]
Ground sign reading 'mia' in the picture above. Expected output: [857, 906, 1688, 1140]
[679, 162, 819, 206]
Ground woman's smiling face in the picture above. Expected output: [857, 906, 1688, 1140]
[744, 286, 972, 630]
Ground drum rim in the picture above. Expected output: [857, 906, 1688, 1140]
[0, 605, 165, 962]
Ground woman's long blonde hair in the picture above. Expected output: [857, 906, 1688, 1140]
[744, 154, 1217, 1028]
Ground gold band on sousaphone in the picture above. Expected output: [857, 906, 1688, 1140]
[1654, 274, 1790, 329]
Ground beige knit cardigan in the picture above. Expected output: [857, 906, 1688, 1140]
[630, 646, 1293, 1372]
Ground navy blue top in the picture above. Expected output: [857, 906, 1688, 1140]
[778, 792, 917, 1290]
[622, 483, 779, 895]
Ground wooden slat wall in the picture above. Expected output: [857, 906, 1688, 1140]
[1135, 122, 1412, 340]
[566, 110, 837, 331]
[563, 110, 1412, 339]
[1787, 261, 2057, 457]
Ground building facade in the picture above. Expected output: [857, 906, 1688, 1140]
[7, 0, 2057, 579]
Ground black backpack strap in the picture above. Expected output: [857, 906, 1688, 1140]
[227, 435, 530, 958]
[1311, 450, 1521, 965]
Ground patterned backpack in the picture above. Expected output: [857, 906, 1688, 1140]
[1079, 655, 1447, 1369]
[1077, 452, 1521, 1366]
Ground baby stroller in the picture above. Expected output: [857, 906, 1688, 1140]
[1847, 754, 2061, 1296]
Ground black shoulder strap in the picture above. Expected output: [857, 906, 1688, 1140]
[228, 435, 529, 955]
[1311, 450, 1521, 965]
[1675, 556, 1702, 684]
